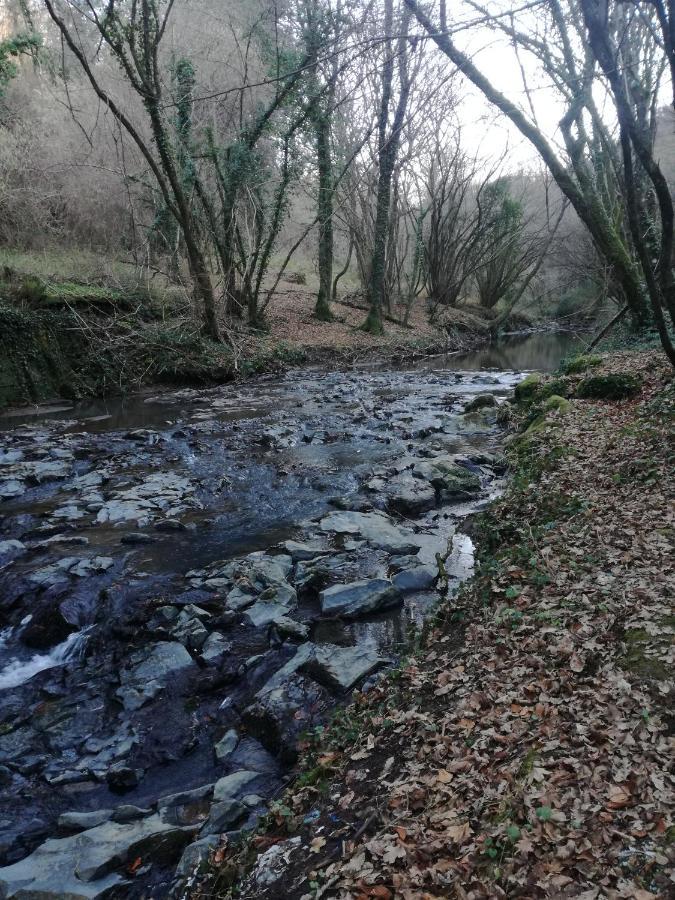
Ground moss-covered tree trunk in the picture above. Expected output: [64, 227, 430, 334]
[315, 111, 334, 321]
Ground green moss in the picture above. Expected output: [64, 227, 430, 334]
[514, 373, 541, 403]
[576, 373, 640, 401]
[562, 354, 602, 375]
[542, 395, 570, 413]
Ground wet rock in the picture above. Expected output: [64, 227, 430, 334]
[213, 770, 261, 802]
[58, 810, 113, 832]
[200, 799, 247, 836]
[270, 616, 309, 641]
[365, 472, 436, 516]
[120, 532, 156, 545]
[319, 510, 420, 554]
[154, 518, 188, 532]
[0, 540, 26, 566]
[171, 615, 209, 651]
[0, 814, 196, 896]
[243, 673, 330, 762]
[0, 480, 24, 499]
[111, 805, 153, 824]
[116, 642, 196, 711]
[214, 729, 239, 763]
[464, 393, 497, 412]
[282, 540, 326, 561]
[301, 643, 383, 692]
[393, 566, 437, 593]
[174, 834, 220, 878]
[319, 579, 402, 618]
[413, 456, 481, 500]
[244, 584, 297, 628]
[20, 603, 77, 650]
[199, 632, 232, 666]
[105, 764, 143, 794]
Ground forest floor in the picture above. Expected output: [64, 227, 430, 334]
[202, 349, 674, 899]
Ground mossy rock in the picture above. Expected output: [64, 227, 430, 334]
[464, 393, 497, 413]
[514, 373, 541, 403]
[542, 395, 570, 414]
[576, 373, 640, 401]
[562, 354, 602, 375]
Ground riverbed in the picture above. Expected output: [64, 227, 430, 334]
[0, 331, 583, 898]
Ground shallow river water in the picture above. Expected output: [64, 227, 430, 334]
[0, 331, 583, 897]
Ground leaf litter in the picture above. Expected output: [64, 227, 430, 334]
[200, 350, 674, 899]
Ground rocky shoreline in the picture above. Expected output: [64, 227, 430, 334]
[0, 363, 518, 898]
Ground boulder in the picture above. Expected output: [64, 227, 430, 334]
[393, 566, 437, 593]
[244, 584, 297, 628]
[20, 603, 77, 650]
[0, 815, 195, 897]
[199, 632, 232, 666]
[319, 510, 420, 554]
[282, 541, 327, 561]
[301, 644, 383, 692]
[0, 540, 26, 567]
[413, 456, 481, 500]
[365, 473, 436, 516]
[463, 393, 497, 413]
[57, 810, 113, 832]
[319, 579, 402, 618]
[175, 835, 220, 878]
[116, 642, 196, 711]
[213, 729, 239, 763]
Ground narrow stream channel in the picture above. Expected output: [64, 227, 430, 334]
[0, 331, 583, 898]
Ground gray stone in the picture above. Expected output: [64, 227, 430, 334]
[200, 800, 247, 836]
[172, 616, 209, 651]
[393, 566, 437, 593]
[0, 815, 195, 896]
[158, 783, 215, 811]
[110, 805, 153, 823]
[116, 642, 196, 711]
[0, 540, 26, 566]
[244, 584, 297, 628]
[319, 579, 402, 618]
[464, 393, 497, 412]
[57, 810, 113, 831]
[214, 729, 239, 763]
[199, 632, 232, 666]
[365, 473, 436, 516]
[175, 835, 220, 878]
[319, 510, 420, 554]
[120, 532, 156, 545]
[282, 540, 327, 561]
[271, 616, 309, 640]
[301, 644, 383, 692]
[213, 771, 259, 802]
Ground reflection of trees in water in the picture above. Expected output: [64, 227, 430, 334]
[450, 333, 584, 372]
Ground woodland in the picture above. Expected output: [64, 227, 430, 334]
[0, 3, 672, 899]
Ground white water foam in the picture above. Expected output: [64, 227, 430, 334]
[0, 629, 89, 690]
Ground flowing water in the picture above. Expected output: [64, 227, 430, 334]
[0, 331, 583, 896]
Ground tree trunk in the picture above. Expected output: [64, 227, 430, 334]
[315, 112, 334, 321]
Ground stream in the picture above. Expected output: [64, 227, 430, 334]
[0, 331, 583, 898]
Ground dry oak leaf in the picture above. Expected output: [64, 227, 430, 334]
[607, 784, 631, 809]
[445, 822, 472, 843]
[309, 836, 326, 854]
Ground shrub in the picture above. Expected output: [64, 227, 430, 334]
[576, 373, 640, 400]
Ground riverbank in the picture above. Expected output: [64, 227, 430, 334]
[0, 271, 500, 410]
[205, 349, 674, 898]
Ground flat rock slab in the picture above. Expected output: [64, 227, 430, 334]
[0, 814, 194, 897]
[301, 643, 383, 692]
[365, 473, 436, 516]
[319, 510, 420, 554]
[319, 579, 402, 618]
[117, 642, 196, 710]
